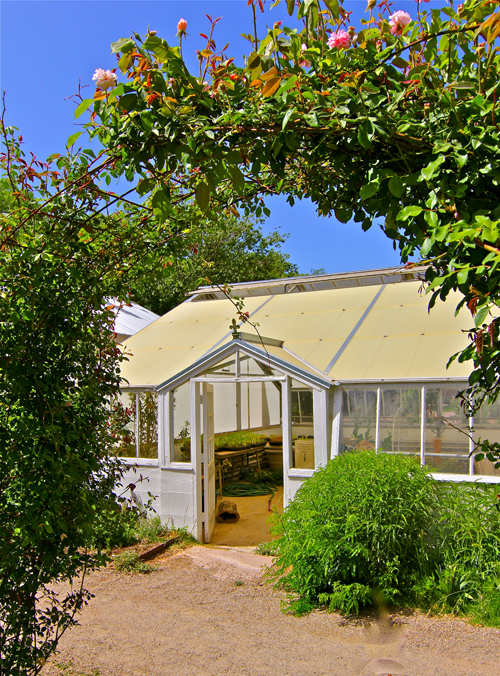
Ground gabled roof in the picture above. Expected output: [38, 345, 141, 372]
[153, 338, 332, 392]
[120, 269, 472, 388]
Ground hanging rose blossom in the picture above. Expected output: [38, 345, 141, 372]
[177, 18, 188, 36]
[389, 10, 411, 35]
[92, 68, 117, 90]
[328, 30, 350, 50]
[299, 43, 311, 68]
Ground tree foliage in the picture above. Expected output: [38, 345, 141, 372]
[0, 119, 174, 672]
[128, 211, 297, 315]
[76, 0, 499, 461]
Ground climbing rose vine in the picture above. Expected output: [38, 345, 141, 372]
[72, 0, 498, 464]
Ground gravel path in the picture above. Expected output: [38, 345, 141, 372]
[43, 546, 500, 676]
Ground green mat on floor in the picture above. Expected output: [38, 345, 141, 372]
[222, 481, 276, 497]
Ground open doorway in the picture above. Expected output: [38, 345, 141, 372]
[211, 423, 284, 547]
[198, 356, 285, 545]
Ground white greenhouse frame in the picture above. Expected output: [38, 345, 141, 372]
[116, 347, 500, 542]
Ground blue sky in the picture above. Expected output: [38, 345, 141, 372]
[0, 0, 421, 274]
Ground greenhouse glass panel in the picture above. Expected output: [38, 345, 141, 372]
[424, 386, 469, 473]
[291, 382, 314, 469]
[379, 386, 420, 459]
[110, 391, 137, 458]
[473, 400, 500, 476]
[342, 388, 377, 451]
[172, 382, 191, 462]
[137, 392, 158, 459]
[206, 356, 237, 376]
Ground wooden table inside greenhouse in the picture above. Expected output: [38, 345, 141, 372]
[215, 445, 267, 488]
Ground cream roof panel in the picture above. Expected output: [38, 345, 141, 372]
[121, 277, 474, 388]
[329, 282, 471, 380]
[120, 296, 269, 387]
[248, 285, 383, 373]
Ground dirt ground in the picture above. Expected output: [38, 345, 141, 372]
[43, 545, 500, 676]
[211, 488, 283, 546]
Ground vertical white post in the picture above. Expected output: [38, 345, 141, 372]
[135, 393, 140, 458]
[330, 388, 343, 458]
[163, 390, 174, 466]
[235, 350, 242, 430]
[375, 387, 381, 452]
[282, 376, 291, 508]
[158, 391, 165, 466]
[469, 412, 475, 475]
[313, 389, 328, 468]
[190, 380, 202, 541]
[420, 385, 426, 467]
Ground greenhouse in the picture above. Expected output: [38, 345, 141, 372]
[116, 266, 500, 543]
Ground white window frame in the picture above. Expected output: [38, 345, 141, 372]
[337, 380, 500, 483]
[116, 387, 160, 466]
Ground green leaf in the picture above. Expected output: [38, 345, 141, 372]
[456, 268, 469, 284]
[397, 206, 423, 221]
[357, 120, 373, 150]
[136, 178, 155, 196]
[420, 155, 446, 182]
[388, 176, 403, 198]
[335, 206, 352, 223]
[304, 111, 318, 127]
[74, 99, 93, 119]
[282, 107, 295, 131]
[118, 52, 133, 73]
[66, 131, 82, 147]
[323, 0, 340, 18]
[143, 34, 170, 62]
[392, 56, 409, 69]
[286, 0, 295, 15]
[424, 211, 438, 228]
[420, 237, 434, 257]
[228, 165, 244, 189]
[360, 181, 379, 200]
[474, 305, 489, 327]
[111, 37, 135, 53]
[195, 182, 210, 210]
[248, 52, 261, 70]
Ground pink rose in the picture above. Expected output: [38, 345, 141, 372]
[177, 18, 188, 35]
[389, 10, 411, 35]
[328, 30, 350, 50]
[92, 68, 117, 90]
[299, 43, 311, 68]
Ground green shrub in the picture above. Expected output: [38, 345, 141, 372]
[88, 496, 140, 550]
[272, 451, 440, 613]
[113, 551, 153, 574]
[271, 453, 500, 623]
[414, 483, 500, 616]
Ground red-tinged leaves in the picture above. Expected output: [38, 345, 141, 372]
[261, 77, 281, 97]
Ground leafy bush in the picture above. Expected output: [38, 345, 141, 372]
[272, 452, 440, 612]
[88, 496, 140, 550]
[272, 452, 500, 623]
[414, 483, 500, 617]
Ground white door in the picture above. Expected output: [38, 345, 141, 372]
[202, 384, 216, 542]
